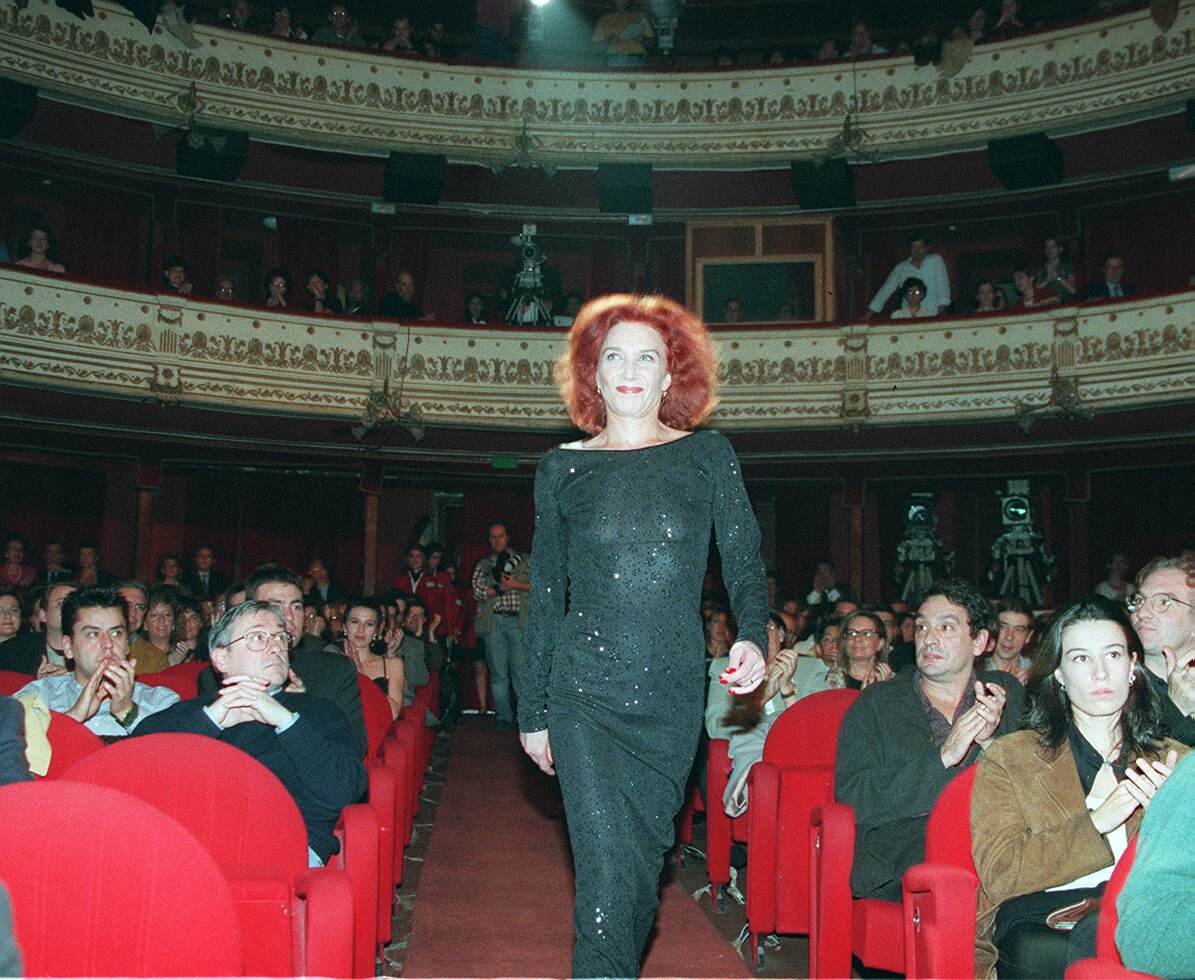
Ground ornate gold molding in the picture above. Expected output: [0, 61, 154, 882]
[0, 0, 1190, 165]
[2, 269, 1193, 430]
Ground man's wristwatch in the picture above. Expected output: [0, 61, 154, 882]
[115, 703, 139, 730]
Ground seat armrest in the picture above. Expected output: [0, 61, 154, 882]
[295, 867, 355, 980]
[901, 862, 978, 979]
[333, 802, 381, 978]
[810, 801, 856, 980]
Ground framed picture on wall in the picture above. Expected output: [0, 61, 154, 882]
[697, 257, 822, 323]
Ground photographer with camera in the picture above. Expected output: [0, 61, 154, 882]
[471, 522, 530, 731]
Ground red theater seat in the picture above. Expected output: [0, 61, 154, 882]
[138, 659, 206, 699]
[1066, 838, 1158, 980]
[43, 709, 104, 778]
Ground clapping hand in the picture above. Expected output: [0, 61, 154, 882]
[1163, 646, 1195, 717]
[940, 681, 1007, 767]
[100, 658, 136, 720]
[720, 640, 766, 695]
[763, 648, 799, 700]
[1091, 751, 1179, 834]
[859, 661, 895, 689]
[283, 668, 306, 694]
[36, 654, 69, 678]
[66, 664, 109, 724]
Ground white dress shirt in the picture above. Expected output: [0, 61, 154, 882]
[869, 253, 951, 314]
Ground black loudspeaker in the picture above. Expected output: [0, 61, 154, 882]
[0, 81, 36, 139]
[383, 152, 447, 205]
[987, 132, 1064, 190]
[790, 158, 855, 209]
[596, 163, 653, 213]
[176, 128, 249, 182]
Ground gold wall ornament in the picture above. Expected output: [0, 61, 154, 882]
[0, 0, 1190, 165]
[3, 267, 1194, 431]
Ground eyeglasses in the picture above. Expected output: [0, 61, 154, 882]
[226, 629, 294, 653]
[1125, 592, 1193, 615]
[844, 628, 879, 640]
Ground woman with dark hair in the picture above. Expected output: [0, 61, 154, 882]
[519, 293, 768, 977]
[830, 608, 894, 689]
[971, 596, 1185, 979]
[974, 278, 1004, 312]
[0, 589, 24, 648]
[128, 587, 179, 675]
[264, 267, 291, 308]
[336, 596, 405, 720]
[890, 277, 932, 318]
[156, 554, 183, 587]
[1034, 236, 1078, 303]
[0, 535, 36, 589]
[304, 271, 343, 314]
[14, 226, 65, 273]
[171, 594, 206, 664]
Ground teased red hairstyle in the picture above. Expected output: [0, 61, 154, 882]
[556, 294, 718, 435]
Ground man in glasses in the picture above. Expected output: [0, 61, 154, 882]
[15, 588, 178, 739]
[1127, 555, 1195, 745]
[136, 599, 366, 866]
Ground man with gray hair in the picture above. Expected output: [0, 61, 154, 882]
[1128, 555, 1195, 744]
[135, 600, 366, 865]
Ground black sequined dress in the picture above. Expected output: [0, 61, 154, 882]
[518, 429, 768, 978]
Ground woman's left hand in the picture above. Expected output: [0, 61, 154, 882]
[720, 641, 766, 694]
[384, 623, 404, 657]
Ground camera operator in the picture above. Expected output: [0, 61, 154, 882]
[471, 522, 530, 731]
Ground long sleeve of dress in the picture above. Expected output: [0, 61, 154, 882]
[711, 434, 768, 653]
[518, 453, 568, 733]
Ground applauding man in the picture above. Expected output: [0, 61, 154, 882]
[835, 578, 1024, 900]
[15, 588, 178, 738]
[136, 600, 366, 865]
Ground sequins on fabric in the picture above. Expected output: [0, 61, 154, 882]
[517, 429, 769, 978]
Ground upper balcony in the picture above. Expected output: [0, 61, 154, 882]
[3, 266, 1192, 440]
[0, 0, 1191, 169]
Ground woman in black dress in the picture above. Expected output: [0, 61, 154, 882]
[518, 294, 768, 978]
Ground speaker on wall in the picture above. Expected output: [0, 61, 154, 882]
[790, 158, 855, 209]
[987, 132, 1064, 190]
[176, 128, 249, 182]
[0, 81, 36, 140]
[596, 163, 653, 214]
[384, 152, 447, 205]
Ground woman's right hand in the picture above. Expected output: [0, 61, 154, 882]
[519, 729, 555, 776]
[1090, 751, 1179, 834]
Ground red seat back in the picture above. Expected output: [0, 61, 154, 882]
[762, 687, 860, 768]
[139, 659, 205, 699]
[356, 671, 394, 760]
[63, 731, 309, 875]
[0, 780, 243, 977]
[0, 669, 30, 695]
[1096, 836, 1137, 962]
[43, 710, 104, 778]
[923, 764, 978, 871]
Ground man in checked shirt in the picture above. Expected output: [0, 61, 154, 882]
[471, 522, 531, 731]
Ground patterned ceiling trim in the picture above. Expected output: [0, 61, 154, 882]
[3, 270, 1192, 432]
[0, 0, 1191, 166]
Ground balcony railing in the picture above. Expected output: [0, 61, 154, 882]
[0, 0, 1191, 167]
[2, 267, 1192, 433]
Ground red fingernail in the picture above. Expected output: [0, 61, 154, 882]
[727, 667, 737, 673]
[719, 679, 728, 684]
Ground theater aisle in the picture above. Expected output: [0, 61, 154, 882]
[401, 716, 750, 978]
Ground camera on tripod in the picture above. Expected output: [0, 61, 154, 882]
[505, 223, 553, 325]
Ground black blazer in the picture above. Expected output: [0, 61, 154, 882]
[1080, 280, 1134, 301]
[834, 667, 1025, 899]
[197, 634, 366, 759]
[181, 568, 229, 599]
[0, 631, 45, 676]
[0, 697, 32, 786]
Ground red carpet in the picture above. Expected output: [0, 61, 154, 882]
[402, 718, 749, 978]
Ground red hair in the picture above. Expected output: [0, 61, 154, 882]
[556, 294, 718, 435]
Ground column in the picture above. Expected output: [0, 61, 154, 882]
[360, 464, 382, 594]
[1066, 469, 1090, 600]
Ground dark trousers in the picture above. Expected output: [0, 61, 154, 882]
[994, 885, 1102, 979]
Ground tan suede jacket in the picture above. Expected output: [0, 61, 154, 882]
[970, 729, 1187, 979]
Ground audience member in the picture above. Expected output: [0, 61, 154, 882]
[174, 594, 206, 663]
[312, 2, 364, 46]
[805, 558, 847, 611]
[338, 596, 405, 719]
[793, 614, 839, 697]
[868, 233, 951, 317]
[1116, 751, 1195, 978]
[0, 590, 23, 650]
[198, 564, 366, 757]
[14, 225, 65, 273]
[1034, 236, 1078, 303]
[1081, 251, 1133, 300]
[464, 292, 487, 324]
[831, 608, 895, 689]
[974, 278, 1004, 312]
[161, 255, 193, 295]
[305, 556, 346, 606]
[1094, 551, 1131, 601]
[1127, 556, 1195, 744]
[848, 18, 887, 57]
[985, 595, 1035, 683]
[0, 695, 31, 786]
[136, 599, 367, 865]
[380, 269, 432, 320]
[1010, 266, 1056, 308]
[15, 587, 178, 738]
[75, 543, 115, 587]
[156, 553, 183, 586]
[269, 2, 306, 39]
[990, 0, 1029, 39]
[965, 5, 988, 41]
[816, 37, 841, 59]
[37, 540, 73, 586]
[215, 275, 237, 300]
[422, 19, 454, 58]
[265, 267, 291, 307]
[342, 278, 371, 316]
[380, 14, 417, 53]
[764, 46, 787, 64]
[304, 271, 343, 314]
[721, 298, 742, 323]
[471, 521, 529, 732]
[592, 0, 655, 67]
[890, 276, 935, 318]
[474, 0, 514, 62]
[971, 596, 1183, 978]
[128, 587, 176, 675]
[115, 579, 149, 637]
[0, 535, 36, 589]
[181, 545, 228, 599]
[835, 577, 1023, 901]
[221, 0, 252, 29]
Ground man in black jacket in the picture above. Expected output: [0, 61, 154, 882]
[1128, 555, 1195, 745]
[1080, 251, 1134, 300]
[835, 577, 1025, 900]
[137, 599, 366, 865]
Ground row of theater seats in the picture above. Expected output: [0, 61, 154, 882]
[0, 662, 440, 978]
[676, 688, 1150, 978]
